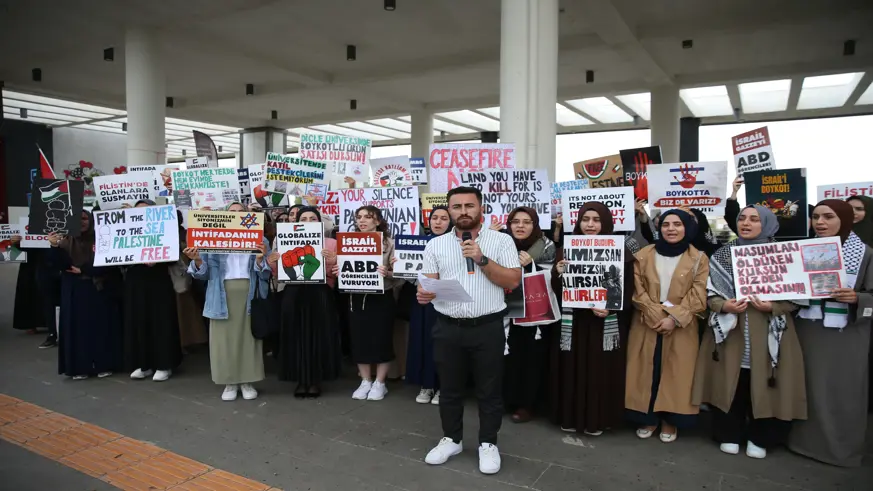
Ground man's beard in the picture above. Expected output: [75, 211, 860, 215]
[454, 212, 481, 230]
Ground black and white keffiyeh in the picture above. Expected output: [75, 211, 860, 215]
[798, 232, 866, 329]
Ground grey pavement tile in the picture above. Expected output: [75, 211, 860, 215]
[0, 439, 116, 491]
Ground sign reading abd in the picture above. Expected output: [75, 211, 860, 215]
[186, 210, 264, 253]
[732, 126, 775, 175]
[336, 232, 384, 294]
[93, 204, 179, 266]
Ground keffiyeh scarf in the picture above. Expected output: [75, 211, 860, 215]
[797, 232, 865, 329]
[559, 309, 620, 352]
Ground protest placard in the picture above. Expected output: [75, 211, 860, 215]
[733, 126, 775, 175]
[185, 156, 211, 170]
[731, 237, 847, 301]
[317, 190, 340, 225]
[0, 224, 26, 263]
[459, 169, 550, 228]
[28, 179, 85, 236]
[561, 235, 625, 310]
[237, 168, 250, 204]
[409, 157, 428, 185]
[421, 193, 448, 229]
[264, 152, 331, 197]
[339, 186, 421, 236]
[745, 168, 808, 238]
[19, 217, 49, 249]
[647, 161, 728, 215]
[620, 145, 662, 200]
[337, 232, 384, 293]
[299, 132, 371, 190]
[93, 204, 179, 266]
[551, 179, 589, 218]
[561, 187, 634, 233]
[816, 181, 873, 202]
[573, 155, 623, 188]
[393, 235, 433, 279]
[428, 143, 516, 193]
[186, 210, 264, 253]
[129, 164, 184, 197]
[172, 168, 240, 210]
[371, 156, 413, 186]
[276, 222, 325, 283]
[248, 163, 288, 207]
[92, 172, 156, 210]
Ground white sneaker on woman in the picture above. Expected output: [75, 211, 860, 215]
[720, 443, 740, 455]
[430, 390, 440, 405]
[746, 441, 767, 459]
[222, 384, 239, 401]
[367, 381, 388, 401]
[130, 368, 154, 380]
[478, 443, 501, 474]
[152, 370, 171, 382]
[416, 388, 434, 404]
[240, 384, 258, 400]
[424, 437, 462, 465]
[352, 380, 373, 400]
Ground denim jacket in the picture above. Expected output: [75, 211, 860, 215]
[187, 240, 272, 320]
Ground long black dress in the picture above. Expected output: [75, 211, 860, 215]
[406, 300, 439, 390]
[279, 284, 343, 386]
[12, 253, 43, 331]
[123, 264, 182, 373]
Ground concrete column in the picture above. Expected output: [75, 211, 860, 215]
[650, 85, 681, 162]
[500, 0, 558, 181]
[239, 127, 287, 168]
[410, 111, 433, 159]
[125, 28, 166, 167]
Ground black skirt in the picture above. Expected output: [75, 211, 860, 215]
[123, 264, 183, 372]
[347, 292, 396, 364]
[278, 284, 343, 385]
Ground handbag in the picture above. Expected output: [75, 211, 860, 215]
[249, 276, 279, 340]
[514, 269, 561, 326]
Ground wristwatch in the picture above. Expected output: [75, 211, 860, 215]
[477, 255, 489, 267]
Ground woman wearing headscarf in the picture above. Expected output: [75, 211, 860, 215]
[404, 206, 453, 404]
[184, 202, 271, 401]
[625, 209, 709, 442]
[788, 199, 873, 467]
[550, 202, 635, 435]
[123, 200, 183, 382]
[501, 206, 557, 423]
[175, 209, 208, 350]
[847, 195, 873, 247]
[269, 206, 342, 398]
[48, 211, 123, 379]
[692, 205, 806, 459]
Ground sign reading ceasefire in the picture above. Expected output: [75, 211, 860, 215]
[186, 210, 264, 253]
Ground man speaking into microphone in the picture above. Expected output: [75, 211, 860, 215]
[417, 186, 521, 475]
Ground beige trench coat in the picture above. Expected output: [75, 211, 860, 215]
[626, 245, 709, 415]
[692, 298, 807, 421]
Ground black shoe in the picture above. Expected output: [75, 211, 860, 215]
[306, 386, 321, 399]
[39, 336, 57, 349]
[294, 384, 307, 399]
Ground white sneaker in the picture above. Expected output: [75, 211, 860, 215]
[416, 388, 434, 404]
[746, 441, 767, 459]
[352, 380, 373, 400]
[240, 383, 258, 400]
[430, 390, 440, 405]
[720, 443, 740, 455]
[367, 381, 388, 401]
[97, 372, 113, 378]
[222, 384, 239, 401]
[152, 370, 171, 382]
[130, 368, 154, 380]
[424, 437, 462, 465]
[478, 443, 501, 475]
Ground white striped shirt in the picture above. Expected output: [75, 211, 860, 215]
[422, 227, 521, 318]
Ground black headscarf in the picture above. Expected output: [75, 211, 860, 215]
[135, 199, 157, 206]
[427, 206, 453, 237]
[655, 209, 698, 257]
[295, 206, 322, 223]
[847, 195, 873, 246]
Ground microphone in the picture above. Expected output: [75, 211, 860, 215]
[462, 231, 474, 274]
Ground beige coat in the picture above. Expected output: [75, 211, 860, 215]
[692, 299, 807, 421]
[626, 245, 709, 415]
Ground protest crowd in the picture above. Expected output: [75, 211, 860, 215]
[5, 135, 872, 477]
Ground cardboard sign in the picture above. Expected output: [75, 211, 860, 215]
[337, 232, 384, 293]
[731, 237, 847, 301]
[370, 156, 413, 187]
[561, 187, 635, 233]
[317, 190, 340, 225]
[647, 161, 728, 215]
[185, 156, 211, 170]
[393, 235, 433, 279]
[551, 179, 589, 218]
[620, 145, 662, 200]
[298, 132, 371, 190]
[428, 143, 516, 193]
[28, 179, 85, 236]
[276, 222, 325, 283]
[93, 204, 179, 266]
[339, 186, 421, 236]
[573, 155, 623, 188]
[561, 235, 626, 310]
[0, 224, 27, 263]
[186, 210, 264, 253]
[460, 169, 550, 228]
[817, 181, 873, 202]
[732, 126, 775, 175]
[92, 172, 156, 210]
[129, 164, 185, 197]
[745, 168, 808, 238]
[264, 152, 331, 197]
[409, 157, 428, 185]
[421, 193, 448, 229]
[18, 217, 50, 249]
[172, 168, 240, 210]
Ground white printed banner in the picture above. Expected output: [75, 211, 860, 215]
[817, 181, 873, 202]
[92, 172, 157, 210]
[647, 161, 728, 215]
[732, 127, 775, 175]
[128, 164, 185, 197]
[393, 235, 433, 279]
[561, 235, 625, 310]
[409, 157, 428, 185]
[371, 156, 413, 187]
[19, 217, 50, 249]
[185, 157, 211, 170]
[337, 232, 384, 294]
[93, 204, 180, 266]
[428, 143, 516, 193]
[460, 169, 550, 228]
[561, 187, 635, 233]
[339, 186, 421, 236]
[275, 222, 325, 283]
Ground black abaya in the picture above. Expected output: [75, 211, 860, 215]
[278, 284, 342, 386]
[123, 264, 182, 372]
[12, 259, 42, 331]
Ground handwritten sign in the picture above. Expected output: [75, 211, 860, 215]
[561, 235, 625, 310]
[186, 210, 264, 253]
[573, 155, 623, 188]
[551, 179, 589, 218]
[460, 169, 550, 228]
[93, 205, 179, 266]
[393, 235, 432, 279]
[561, 187, 634, 233]
[298, 132, 371, 190]
[371, 156, 413, 187]
[428, 143, 516, 193]
[647, 161, 728, 215]
[93, 172, 156, 210]
[339, 186, 421, 236]
[172, 168, 240, 210]
[817, 181, 873, 202]
[733, 126, 775, 175]
[264, 152, 331, 197]
[276, 222, 325, 283]
[730, 237, 847, 301]
[317, 190, 340, 225]
[337, 232, 384, 293]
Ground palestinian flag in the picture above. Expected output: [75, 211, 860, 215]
[40, 180, 69, 202]
[38, 145, 56, 179]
